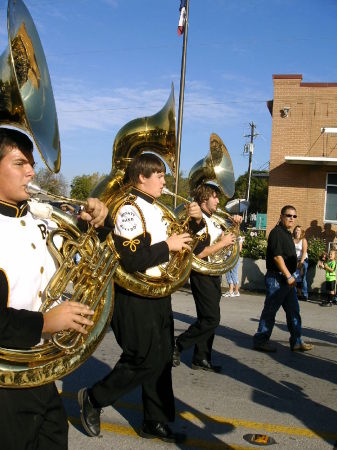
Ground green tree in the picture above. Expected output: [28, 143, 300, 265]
[34, 167, 67, 195]
[70, 173, 105, 200]
[307, 237, 326, 265]
[232, 171, 268, 214]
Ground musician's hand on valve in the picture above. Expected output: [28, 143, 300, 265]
[187, 202, 203, 222]
[80, 198, 108, 228]
[166, 232, 192, 252]
[232, 214, 243, 225]
[42, 301, 94, 335]
[220, 232, 236, 247]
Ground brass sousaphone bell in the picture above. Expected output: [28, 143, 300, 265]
[0, 0, 118, 388]
[0, 0, 60, 172]
[173, 133, 240, 275]
[92, 83, 177, 205]
[189, 133, 235, 200]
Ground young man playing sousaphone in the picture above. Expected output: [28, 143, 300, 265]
[173, 183, 241, 372]
[0, 128, 110, 450]
[78, 152, 203, 443]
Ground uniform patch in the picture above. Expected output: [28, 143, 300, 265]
[119, 210, 138, 233]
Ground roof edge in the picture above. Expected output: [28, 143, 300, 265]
[300, 82, 337, 87]
[272, 74, 303, 80]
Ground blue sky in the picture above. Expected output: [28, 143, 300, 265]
[1, 0, 337, 187]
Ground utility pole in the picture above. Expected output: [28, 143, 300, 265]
[244, 122, 258, 223]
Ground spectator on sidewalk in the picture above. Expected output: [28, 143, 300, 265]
[318, 249, 336, 307]
[223, 235, 244, 297]
[293, 225, 309, 301]
[252, 205, 313, 353]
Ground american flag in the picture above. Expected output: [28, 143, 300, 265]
[177, 0, 187, 36]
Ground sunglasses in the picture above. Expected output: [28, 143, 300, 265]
[284, 214, 297, 219]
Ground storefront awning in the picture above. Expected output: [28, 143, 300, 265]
[285, 156, 337, 166]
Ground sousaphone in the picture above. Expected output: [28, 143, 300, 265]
[0, 0, 118, 388]
[173, 133, 240, 275]
[93, 85, 197, 298]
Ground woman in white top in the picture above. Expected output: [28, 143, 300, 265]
[293, 225, 309, 300]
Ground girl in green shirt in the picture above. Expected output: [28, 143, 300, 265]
[319, 250, 336, 306]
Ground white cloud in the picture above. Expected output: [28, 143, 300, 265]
[54, 80, 172, 133]
[53, 75, 271, 137]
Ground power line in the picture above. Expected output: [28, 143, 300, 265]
[60, 99, 270, 113]
[257, 161, 270, 171]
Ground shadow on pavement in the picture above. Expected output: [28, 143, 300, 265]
[61, 330, 236, 448]
[174, 309, 337, 445]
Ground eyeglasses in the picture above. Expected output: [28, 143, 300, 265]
[284, 214, 297, 219]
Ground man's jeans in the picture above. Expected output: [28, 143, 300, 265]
[253, 272, 303, 349]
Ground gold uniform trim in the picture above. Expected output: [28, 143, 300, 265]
[0, 268, 10, 307]
[123, 238, 141, 252]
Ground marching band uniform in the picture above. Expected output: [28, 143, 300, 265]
[174, 208, 223, 371]
[88, 187, 175, 422]
[82, 186, 202, 442]
[0, 200, 68, 450]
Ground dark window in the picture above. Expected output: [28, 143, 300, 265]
[325, 173, 337, 221]
[327, 173, 337, 185]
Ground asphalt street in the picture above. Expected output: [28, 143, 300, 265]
[58, 288, 337, 450]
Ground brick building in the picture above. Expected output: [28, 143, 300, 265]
[266, 74, 337, 247]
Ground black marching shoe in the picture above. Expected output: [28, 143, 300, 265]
[172, 344, 181, 367]
[139, 421, 186, 443]
[320, 301, 332, 307]
[78, 388, 101, 437]
[191, 359, 222, 373]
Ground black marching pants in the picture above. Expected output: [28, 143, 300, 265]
[90, 290, 175, 422]
[176, 271, 221, 362]
[0, 382, 68, 450]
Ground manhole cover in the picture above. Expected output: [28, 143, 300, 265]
[243, 434, 276, 446]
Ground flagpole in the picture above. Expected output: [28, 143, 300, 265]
[174, 0, 190, 208]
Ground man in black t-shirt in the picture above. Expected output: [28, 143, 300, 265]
[252, 205, 313, 353]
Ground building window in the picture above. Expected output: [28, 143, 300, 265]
[325, 173, 337, 222]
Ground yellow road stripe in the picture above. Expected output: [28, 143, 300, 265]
[62, 390, 337, 442]
[69, 416, 253, 449]
[180, 411, 337, 441]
